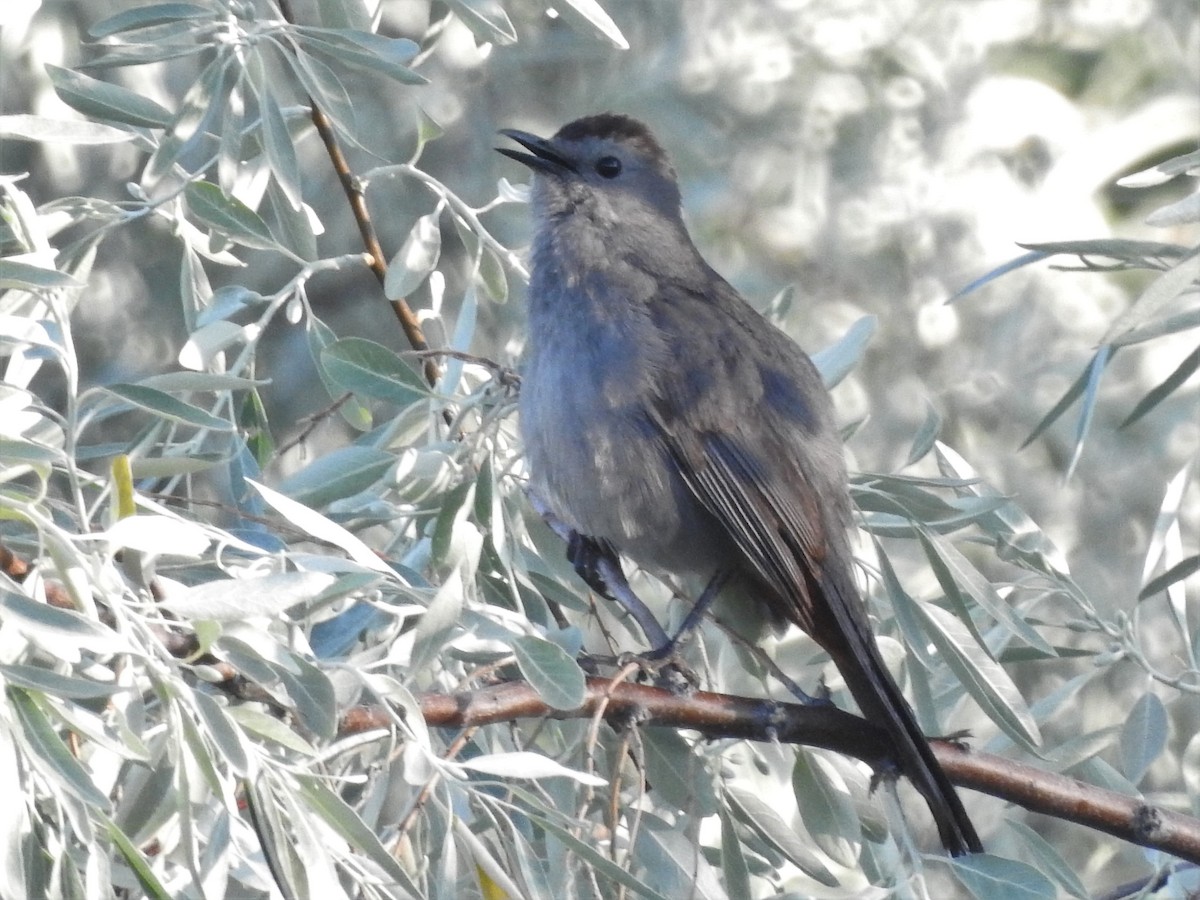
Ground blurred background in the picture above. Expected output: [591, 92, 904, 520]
[2, 0, 1198, 880]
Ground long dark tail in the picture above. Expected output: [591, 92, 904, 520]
[817, 575, 982, 856]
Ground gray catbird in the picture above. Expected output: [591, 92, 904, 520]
[498, 113, 982, 857]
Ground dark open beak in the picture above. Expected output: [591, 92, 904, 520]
[496, 129, 577, 175]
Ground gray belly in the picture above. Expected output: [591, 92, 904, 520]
[520, 370, 730, 580]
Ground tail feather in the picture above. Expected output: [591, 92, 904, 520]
[818, 574, 982, 856]
[836, 641, 982, 856]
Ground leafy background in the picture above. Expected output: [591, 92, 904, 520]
[0, 0, 1197, 897]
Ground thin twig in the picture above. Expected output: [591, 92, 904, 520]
[275, 0, 439, 386]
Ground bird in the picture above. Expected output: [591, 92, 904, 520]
[497, 112, 982, 856]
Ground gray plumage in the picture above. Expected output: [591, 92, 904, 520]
[499, 113, 981, 856]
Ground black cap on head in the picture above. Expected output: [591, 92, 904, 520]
[553, 113, 670, 170]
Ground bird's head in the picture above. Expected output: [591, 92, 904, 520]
[498, 113, 684, 232]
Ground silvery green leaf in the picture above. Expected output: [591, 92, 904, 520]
[286, 47, 356, 134]
[911, 601, 1041, 748]
[408, 567, 464, 677]
[293, 28, 426, 85]
[264, 178, 318, 261]
[791, 749, 860, 867]
[1102, 248, 1200, 345]
[106, 816, 174, 899]
[640, 729, 717, 816]
[277, 445, 394, 508]
[555, 0, 629, 48]
[1006, 820, 1089, 899]
[0, 113, 136, 145]
[99, 515, 211, 558]
[144, 59, 229, 184]
[158, 571, 338, 621]
[184, 181, 278, 251]
[917, 528, 1054, 655]
[306, 315, 372, 431]
[1119, 692, 1167, 785]
[249, 479, 393, 573]
[191, 692, 251, 777]
[811, 315, 875, 388]
[137, 371, 264, 392]
[0, 664, 122, 700]
[1121, 346, 1200, 428]
[429, 480, 477, 570]
[0, 591, 128, 657]
[320, 337, 429, 406]
[228, 707, 317, 755]
[457, 752, 605, 785]
[276, 653, 337, 740]
[293, 775, 426, 897]
[478, 245, 508, 302]
[1020, 345, 1114, 458]
[176, 319, 247, 372]
[509, 635, 585, 710]
[633, 814, 726, 900]
[906, 399, 942, 466]
[8, 688, 110, 808]
[129, 452, 225, 478]
[88, 3, 213, 38]
[385, 213, 442, 300]
[950, 853, 1056, 900]
[1146, 191, 1200, 227]
[244, 776, 305, 891]
[114, 755, 177, 844]
[254, 78, 302, 211]
[1140, 555, 1200, 602]
[444, 0, 517, 45]
[520, 805, 670, 900]
[0, 259, 82, 290]
[194, 284, 265, 328]
[717, 806, 751, 900]
[45, 64, 171, 129]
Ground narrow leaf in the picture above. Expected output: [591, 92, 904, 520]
[509, 635, 585, 710]
[1100, 248, 1200, 344]
[0, 114, 134, 145]
[1121, 344, 1200, 427]
[46, 64, 171, 128]
[909, 601, 1041, 748]
[320, 337, 429, 406]
[0, 258, 82, 289]
[184, 181, 278, 251]
[1064, 344, 1112, 480]
[89, 3, 213, 38]
[8, 688, 110, 808]
[811, 315, 875, 387]
[1119, 693, 1167, 785]
[1020, 346, 1117, 451]
[100, 382, 233, 430]
[384, 212, 442, 300]
[1140, 555, 1200, 600]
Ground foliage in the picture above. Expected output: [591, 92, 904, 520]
[0, 1, 1196, 898]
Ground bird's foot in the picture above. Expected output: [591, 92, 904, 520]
[617, 647, 700, 694]
[778, 673, 835, 708]
[936, 729, 974, 751]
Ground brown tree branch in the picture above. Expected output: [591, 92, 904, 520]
[339, 678, 1200, 865]
[275, 0, 438, 386]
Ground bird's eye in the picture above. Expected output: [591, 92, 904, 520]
[595, 156, 622, 178]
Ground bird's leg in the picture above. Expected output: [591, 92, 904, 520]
[565, 532, 613, 596]
[526, 489, 675, 650]
[640, 569, 731, 661]
[566, 532, 672, 650]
